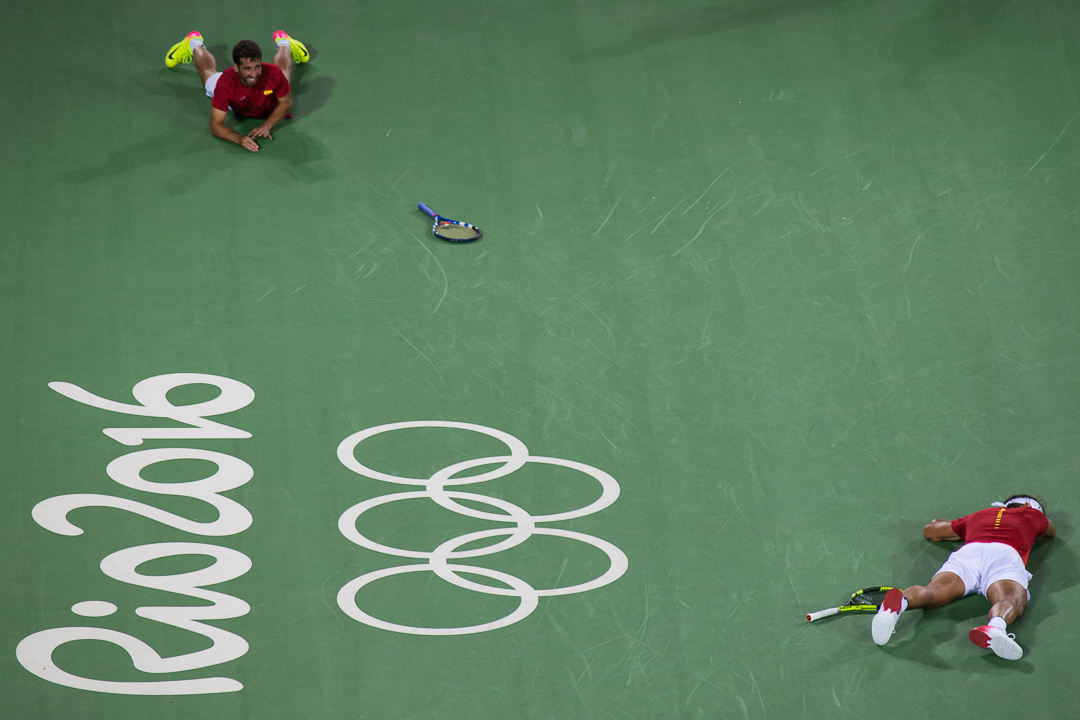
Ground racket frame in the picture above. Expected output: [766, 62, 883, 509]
[418, 202, 482, 243]
[806, 586, 896, 622]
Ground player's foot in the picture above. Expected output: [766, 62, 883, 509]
[165, 31, 203, 68]
[272, 31, 310, 63]
[871, 588, 905, 645]
[969, 625, 1023, 660]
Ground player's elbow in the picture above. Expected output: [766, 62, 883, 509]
[923, 520, 956, 541]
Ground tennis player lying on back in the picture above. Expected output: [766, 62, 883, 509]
[873, 495, 1056, 660]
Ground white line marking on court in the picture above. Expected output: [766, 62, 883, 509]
[603, 155, 623, 187]
[575, 297, 616, 349]
[683, 166, 732, 215]
[566, 116, 587, 147]
[592, 181, 633, 237]
[1027, 114, 1076, 174]
[391, 328, 444, 379]
[387, 160, 413, 195]
[830, 414, 866, 448]
[672, 179, 737, 256]
[623, 218, 656, 242]
[904, 228, 930, 270]
[808, 149, 866, 177]
[650, 195, 691, 235]
[393, 217, 449, 314]
[671, 205, 724, 257]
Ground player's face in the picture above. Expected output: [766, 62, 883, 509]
[235, 58, 263, 86]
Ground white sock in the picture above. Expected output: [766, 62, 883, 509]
[189, 37, 204, 50]
[276, 38, 290, 48]
[989, 616, 1008, 631]
[899, 597, 909, 613]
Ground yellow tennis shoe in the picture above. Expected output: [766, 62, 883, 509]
[165, 31, 203, 68]
[272, 31, 309, 63]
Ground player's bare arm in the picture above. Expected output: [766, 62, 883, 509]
[1042, 517, 1056, 538]
[249, 92, 293, 140]
[922, 519, 960, 542]
[209, 107, 260, 153]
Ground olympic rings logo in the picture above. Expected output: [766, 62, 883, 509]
[335, 421, 628, 635]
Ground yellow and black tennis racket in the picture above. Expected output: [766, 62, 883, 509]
[806, 586, 896, 622]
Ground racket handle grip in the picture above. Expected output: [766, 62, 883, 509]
[418, 202, 437, 219]
[806, 608, 839, 622]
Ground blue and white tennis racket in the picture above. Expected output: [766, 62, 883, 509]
[418, 202, 482, 243]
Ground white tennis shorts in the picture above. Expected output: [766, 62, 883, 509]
[934, 542, 1032, 599]
[204, 72, 223, 98]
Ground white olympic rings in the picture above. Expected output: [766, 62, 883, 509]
[335, 421, 627, 636]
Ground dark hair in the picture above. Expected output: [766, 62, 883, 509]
[1005, 494, 1047, 513]
[232, 40, 262, 65]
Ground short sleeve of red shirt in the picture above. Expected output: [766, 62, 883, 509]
[210, 63, 290, 118]
[951, 514, 970, 540]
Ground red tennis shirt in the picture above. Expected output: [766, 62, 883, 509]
[211, 62, 290, 119]
[951, 507, 1049, 564]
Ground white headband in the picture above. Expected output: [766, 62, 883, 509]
[991, 497, 1044, 513]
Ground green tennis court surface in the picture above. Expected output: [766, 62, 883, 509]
[3, 1, 1078, 717]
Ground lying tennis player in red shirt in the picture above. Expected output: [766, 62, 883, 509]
[165, 31, 310, 152]
[872, 494, 1056, 660]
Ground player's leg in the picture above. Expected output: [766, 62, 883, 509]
[271, 31, 310, 81]
[165, 31, 221, 100]
[192, 44, 218, 87]
[872, 572, 966, 645]
[272, 43, 293, 81]
[903, 571, 968, 609]
[968, 578, 1028, 660]
[986, 578, 1028, 624]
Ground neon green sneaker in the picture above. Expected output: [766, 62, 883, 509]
[165, 31, 203, 68]
[272, 31, 309, 63]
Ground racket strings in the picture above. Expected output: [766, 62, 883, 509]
[851, 588, 890, 606]
[436, 222, 481, 241]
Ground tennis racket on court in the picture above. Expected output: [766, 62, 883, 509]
[418, 202, 482, 243]
[806, 586, 896, 622]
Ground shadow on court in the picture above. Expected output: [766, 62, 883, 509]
[881, 0, 1010, 89]
[1024, 511, 1079, 645]
[570, 0, 849, 63]
[56, 46, 334, 190]
[289, 47, 336, 120]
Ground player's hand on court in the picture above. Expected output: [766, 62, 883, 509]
[248, 124, 274, 141]
[239, 136, 260, 152]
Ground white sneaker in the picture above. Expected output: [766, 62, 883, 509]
[871, 588, 905, 645]
[969, 625, 1023, 660]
